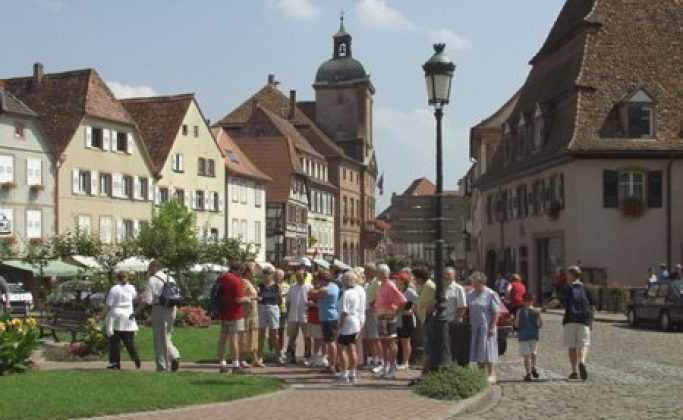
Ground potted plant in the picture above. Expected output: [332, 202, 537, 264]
[546, 200, 562, 220]
[620, 197, 644, 217]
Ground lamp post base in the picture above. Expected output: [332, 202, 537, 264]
[428, 315, 453, 371]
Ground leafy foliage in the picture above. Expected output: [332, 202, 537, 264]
[414, 366, 488, 401]
[137, 200, 198, 274]
[0, 315, 38, 375]
[198, 237, 256, 265]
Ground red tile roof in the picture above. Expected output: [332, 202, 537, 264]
[121, 94, 194, 173]
[3, 68, 137, 158]
[212, 127, 272, 183]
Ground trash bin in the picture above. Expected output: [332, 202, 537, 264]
[449, 322, 471, 367]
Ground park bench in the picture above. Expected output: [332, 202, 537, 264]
[37, 309, 89, 343]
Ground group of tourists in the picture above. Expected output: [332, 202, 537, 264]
[101, 258, 596, 386]
[647, 263, 682, 284]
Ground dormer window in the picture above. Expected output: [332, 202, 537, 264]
[620, 88, 656, 138]
[339, 43, 347, 57]
[533, 103, 545, 149]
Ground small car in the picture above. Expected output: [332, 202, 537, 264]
[7, 282, 34, 316]
[627, 279, 683, 331]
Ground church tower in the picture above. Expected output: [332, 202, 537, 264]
[313, 16, 375, 162]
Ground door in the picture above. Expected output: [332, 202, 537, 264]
[485, 250, 497, 288]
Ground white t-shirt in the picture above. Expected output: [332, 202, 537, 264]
[106, 283, 137, 308]
[340, 287, 363, 335]
[143, 270, 175, 305]
[286, 283, 312, 322]
[445, 281, 467, 322]
[354, 284, 367, 326]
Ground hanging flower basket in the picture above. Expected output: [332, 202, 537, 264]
[620, 197, 644, 217]
[1, 181, 17, 190]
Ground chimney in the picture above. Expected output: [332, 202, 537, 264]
[33, 62, 44, 88]
[289, 90, 296, 120]
[267, 74, 275, 85]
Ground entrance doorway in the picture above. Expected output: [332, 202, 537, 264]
[535, 237, 563, 303]
[485, 250, 497, 287]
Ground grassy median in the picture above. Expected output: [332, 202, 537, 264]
[0, 370, 283, 420]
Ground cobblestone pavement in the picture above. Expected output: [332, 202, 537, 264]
[467, 313, 683, 420]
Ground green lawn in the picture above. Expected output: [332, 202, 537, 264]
[0, 370, 283, 420]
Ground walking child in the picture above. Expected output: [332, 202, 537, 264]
[515, 293, 542, 381]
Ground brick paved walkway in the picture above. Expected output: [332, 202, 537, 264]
[37, 360, 464, 420]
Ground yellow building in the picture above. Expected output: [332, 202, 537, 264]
[122, 95, 226, 239]
[3, 64, 156, 241]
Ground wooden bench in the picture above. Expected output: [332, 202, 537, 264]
[37, 309, 89, 343]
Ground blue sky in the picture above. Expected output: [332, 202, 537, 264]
[2, 0, 565, 211]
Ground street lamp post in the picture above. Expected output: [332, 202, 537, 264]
[423, 43, 456, 371]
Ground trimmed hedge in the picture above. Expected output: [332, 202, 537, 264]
[414, 366, 488, 401]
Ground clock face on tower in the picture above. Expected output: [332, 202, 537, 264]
[338, 43, 347, 57]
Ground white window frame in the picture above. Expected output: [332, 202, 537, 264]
[241, 219, 248, 241]
[26, 209, 41, 239]
[232, 218, 239, 239]
[77, 215, 92, 233]
[26, 158, 42, 186]
[240, 180, 247, 204]
[255, 221, 262, 245]
[99, 216, 113, 244]
[0, 155, 14, 183]
[618, 171, 645, 201]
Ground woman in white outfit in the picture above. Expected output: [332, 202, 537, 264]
[105, 271, 141, 370]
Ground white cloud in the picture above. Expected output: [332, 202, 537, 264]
[31, 0, 66, 12]
[106, 81, 157, 99]
[269, 0, 321, 22]
[374, 106, 468, 210]
[429, 28, 473, 52]
[355, 0, 414, 30]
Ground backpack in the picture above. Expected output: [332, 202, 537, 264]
[157, 275, 183, 308]
[568, 283, 591, 318]
[208, 280, 223, 318]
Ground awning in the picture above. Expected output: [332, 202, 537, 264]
[313, 258, 330, 268]
[190, 263, 228, 273]
[68, 255, 103, 271]
[115, 256, 151, 272]
[1, 259, 90, 278]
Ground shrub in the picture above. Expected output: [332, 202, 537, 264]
[414, 366, 488, 401]
[607, 283, 630, 313]
[0, 315, 38, 375]
[177, 306, 211, 328]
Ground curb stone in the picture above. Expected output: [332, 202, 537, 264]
[544, 309, 626, 324]
[429, 384, 499, 420]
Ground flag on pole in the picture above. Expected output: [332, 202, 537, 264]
[377, 172, 384, 195]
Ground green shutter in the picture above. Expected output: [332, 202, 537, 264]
[603, 170, 619, 208]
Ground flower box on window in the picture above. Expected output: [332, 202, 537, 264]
[546, 200, 562, 220]
[0, 236, 17, 246]
[620, 197, 644, 217]
[29, 184, 44, 192]
[1, 181, 17, 190]
[29, 237, 44, 246]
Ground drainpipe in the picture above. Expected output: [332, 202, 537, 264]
[666, 158, 673, 268]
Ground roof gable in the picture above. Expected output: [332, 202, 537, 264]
[212, 127, 272, 183]
[121, 94, 193, 172]
[3, 68, 136, 158]
[622, 88, 656, 104]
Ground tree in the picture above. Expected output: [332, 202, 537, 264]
[137, 200, 199, 275]
[198, 237, 256, 265]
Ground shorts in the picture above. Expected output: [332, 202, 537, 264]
[258, 304, 280, 329]
[377, 317, 397, 339]
[287, 321, 310, 340]
[310, 324, 322, 340]
[279, 312, 288, 329]
[321, 320, 338, 343]
[563, 323, 590, 348]
[220, 319, 245, 334]
[518, 339, 538, 356]
[337, 333, 357, 346]
[364, 308, 379, 339]
[397, 315, 415, 339]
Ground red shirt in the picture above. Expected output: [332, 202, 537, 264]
[307, 289, 320, 325]
[509, 281, 526, 308]
[219, 272, 244, 321]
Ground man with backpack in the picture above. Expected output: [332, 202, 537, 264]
[138, 260, 181, 372]
[544, 265, 595, 381]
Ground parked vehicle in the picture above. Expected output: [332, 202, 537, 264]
[7, 283, 34, 316]
[627, 279, 683, 331]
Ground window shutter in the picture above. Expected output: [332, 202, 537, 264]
[647, 170, 663, 208]
[179, 154, 184, 172]
[558, 174, 565, 208]
[113, 173, 122, 198]
[219, 195, 224, 212]
[204, 190, 210, 210]
[133, 220, 140, 237]
[85, 127, 92, 148]
[154, 186, 160, 205]
[116, 219, 124, 243]
[133, 176, 141, 200]
[190, 189, 196, 209]
[90, 171, 98, 196]
[103, 129, 111, 151]
[72, 169, 80, 194]
[126, 133, 134, 154]
[603, 170, 619, 208]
